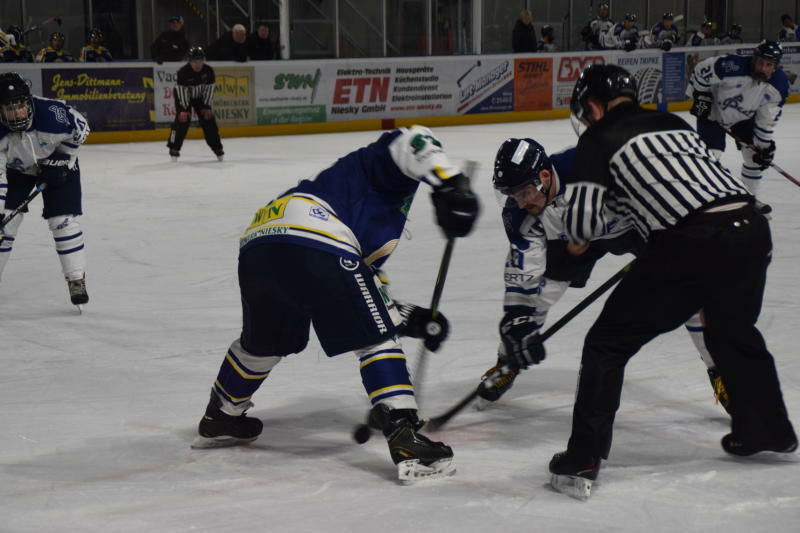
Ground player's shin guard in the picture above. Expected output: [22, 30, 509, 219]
[0, 211, 23, 281]
[356, 337, 416, 411]
[212, 338, 282, 415]
[740, 149, 771, 214]
[48, 215, 85, 281]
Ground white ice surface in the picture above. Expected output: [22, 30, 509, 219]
[1, 109, 799, 533]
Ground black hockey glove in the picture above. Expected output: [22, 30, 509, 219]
[431, 173, 480, 239]
[499, 312, 546, 370]
[623, 39, 637, 52]
[38, 152, 74, 187]
[752, 141, 776, 170]
[396, 303, 450, 352]
[660, 39, 673, 51]
[690, 91, 713, 119]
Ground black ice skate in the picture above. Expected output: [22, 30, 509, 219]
[721, 432, 798, 457]
[169, 149, 180, 162]
[214, 149, 224, 162]
[191, 390, 263, 449]
[549, 450, 600, 500]
[707, 367, 731, 414]
[475, 362, 518, 410]
[369, 404, 455, 482]
[67, 275, 88, 312]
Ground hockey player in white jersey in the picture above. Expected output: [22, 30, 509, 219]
[191, 126, 479, 482]
[476, 138, 733, 414]
[687, 40, 789, 214]
[580, 2, 614, 50]
[643, 12, 680, 51]
[599, 13, 639, 51]
[0, 72, 91, 309]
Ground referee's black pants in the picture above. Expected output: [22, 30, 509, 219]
[167, 99, 223, 154]
[567, 204, 795, 459]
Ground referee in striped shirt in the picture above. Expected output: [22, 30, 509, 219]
[549, 64, 796, 489]
[167, 46, 224, 161]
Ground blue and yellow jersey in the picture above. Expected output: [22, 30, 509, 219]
[35, 46, 75, 62]
[240, 126, 461, 268]
[1, 45, 34, 62]
[79, 45, 112, 62]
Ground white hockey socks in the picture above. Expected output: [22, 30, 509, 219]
[740, 148, 763, 197]
[47, 215, 86, 281]
[0, 211, 24, 281]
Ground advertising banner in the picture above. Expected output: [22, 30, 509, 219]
[514, 57, 553, 111]
[41, 67, 154, 131]
[661, 52, 686, 102]
[552, 54, 607, 108]
[255, 66, 326, 124]
[614, 52, 663, 104]
[456, 57, 514, 114]
[213, 66, 256, 126]
[775, 45, 800, 95]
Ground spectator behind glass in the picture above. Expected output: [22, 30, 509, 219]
[778, 14, 799, 42]
[537, 24, 558, 52]
[151, 15, 190, 63]
[512, 9, 537, 53]
[247, 22, 275, 60]
[208, 24, 249, 62]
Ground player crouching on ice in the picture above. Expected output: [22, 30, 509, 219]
[191, 126, 480, 482]
[0, 72, 91, 310]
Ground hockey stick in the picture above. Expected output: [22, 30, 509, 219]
[424, 259, 635, 432]
[22, 16, 63, 37]
[0, 183, 47, 247]
[717, 123, 800, 188]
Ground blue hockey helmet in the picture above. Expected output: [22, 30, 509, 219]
[493, 138, 551, 195]
[0, 72, 34, 132]
[754, 40, 783, 63]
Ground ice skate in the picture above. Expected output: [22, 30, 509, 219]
[475, 362, 518, 410]
[369, 405, 455, 482]
[214, 149, 224, 162]
[191, 390, 263, 449]
[707, 367, 731, 414]
[549, 450, 600, 500]
[721, 432, 798, 457]
[67, 275, 88, 312]
[169, 149, 180, 162]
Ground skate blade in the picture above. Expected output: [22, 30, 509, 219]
[397, 458, 456, 483]
[550, 473, 593, 500]
[474, 397, 493, 411]
[190, 434, 258, 449]
[75, 304, 84, 314]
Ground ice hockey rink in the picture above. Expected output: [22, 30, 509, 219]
[2, 107, 799, 532]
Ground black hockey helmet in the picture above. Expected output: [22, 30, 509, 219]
[662, 12, 674, 21]
[754, 40, 783, 63]
[493, 138, 551, 195]
[570, 64, 637, 128]
[89, 28, 104, 41]
[50, 31, 65, 47]
[701, 20, 713, 30]
[624, 13, 637, 23]
[168, 15, 184, 25]
[541, 24, 554, 38]
[188, 45, 205, 61]
[6, 25, 23, 46]
[0, 72, 34, 132]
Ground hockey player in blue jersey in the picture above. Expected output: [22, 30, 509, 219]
[645, 12, 680, 51]
[192, 125, 480, 481]
[688, 40, 789, 214]
[476, 138, 734, 414]
[0, 72, 91, 309]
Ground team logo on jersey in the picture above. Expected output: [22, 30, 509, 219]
[340, 257, 359, 271]
[720, 94, 755, 117]
[48, 105, 69, 125]
[309, 206, 329, 221]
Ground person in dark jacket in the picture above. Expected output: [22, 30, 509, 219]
[151, 15, 190, 63]
[512, 9, 537, 52]
[207, 24, 249, 62]
[247, 22, 275, 60]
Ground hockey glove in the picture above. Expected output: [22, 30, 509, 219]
[690, 91, 713, 119]
[660, 39, 673, 51]
[623, 39, 637, 52]
[499, 312, 546, 370]
[38, 152, 74, 187]
[396, 303, 450, 352]
[752, 141, 776, 170]
[431, 173, 480, 239]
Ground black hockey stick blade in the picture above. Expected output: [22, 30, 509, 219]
[425, 260, 635, 431]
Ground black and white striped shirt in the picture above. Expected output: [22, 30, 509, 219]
[564, 102, 750, 243]
[174, 63, 216, 110]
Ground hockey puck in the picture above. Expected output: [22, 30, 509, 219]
[353, 424, 372, 444]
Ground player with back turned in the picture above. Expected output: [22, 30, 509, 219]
[190, 125, 479, 482]
[545, 64, 795, 499]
